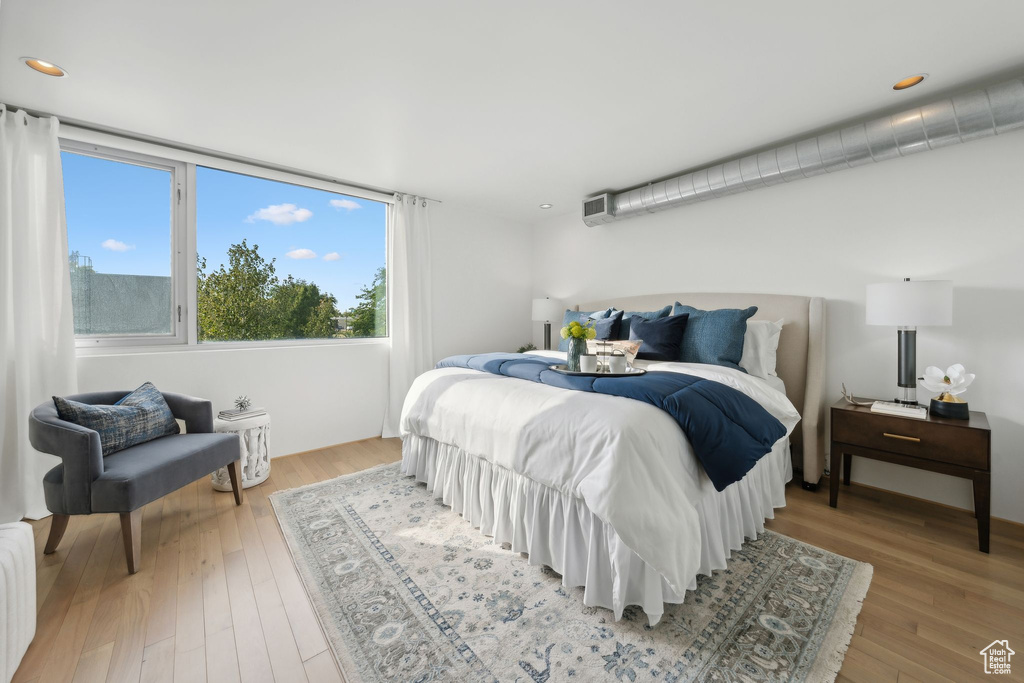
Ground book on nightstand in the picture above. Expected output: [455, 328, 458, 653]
[218, 408, 266, 421]
[869, 400, 927, 419]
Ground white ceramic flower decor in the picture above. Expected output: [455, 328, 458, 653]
[920, 364, 975, 402]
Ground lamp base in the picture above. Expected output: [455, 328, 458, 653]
[894, 384, 918, 406]
[895, 327, 918, 405]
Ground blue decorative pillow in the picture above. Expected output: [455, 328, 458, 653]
[672, 303, 758, 371]
[53, 382, 180, 456]
[629, 313, 689, 361]
[617, 305, 673, 340]
[558, 308, 612, 351]
[593, 309, 624, 340]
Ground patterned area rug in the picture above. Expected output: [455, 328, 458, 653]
[270, 463, 871, 682]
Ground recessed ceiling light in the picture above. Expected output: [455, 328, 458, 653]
[893, 74, 926, 91]
[21, 57, 68, 78]
[539, 203, 553, 209]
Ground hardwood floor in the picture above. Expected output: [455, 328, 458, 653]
[15, 438, 1024, 682]
[14, 437, 400, 683]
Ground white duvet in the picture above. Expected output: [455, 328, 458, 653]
[399, 350, 801, 597]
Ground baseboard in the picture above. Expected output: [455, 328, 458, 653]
[824, 473, 1024, 530]
[273, 434, 391, 460]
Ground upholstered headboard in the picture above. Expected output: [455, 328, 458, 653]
[576, 293, 826, 486]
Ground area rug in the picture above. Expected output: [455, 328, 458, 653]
[270, 463, 871, 682]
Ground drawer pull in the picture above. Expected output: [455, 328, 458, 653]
[883, 432, 921, 443]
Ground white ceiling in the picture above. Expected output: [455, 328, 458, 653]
[2, 1, 1024, 223]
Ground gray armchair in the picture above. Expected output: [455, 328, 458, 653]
[29, 390, 243, 574]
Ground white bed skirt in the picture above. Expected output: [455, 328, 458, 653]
[401, 434, 792, 625]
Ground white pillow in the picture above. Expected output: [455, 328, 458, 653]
[739, 319, 783, 381]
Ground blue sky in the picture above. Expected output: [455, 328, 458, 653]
[61, 152, 387, 311]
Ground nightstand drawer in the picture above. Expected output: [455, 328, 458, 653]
[832, 410, 989, 469]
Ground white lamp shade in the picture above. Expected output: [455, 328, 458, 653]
[866, 280, 953, 326]
[532, 297, 564, 322]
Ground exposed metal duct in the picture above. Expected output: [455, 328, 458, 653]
[583, 77, 1024, 226]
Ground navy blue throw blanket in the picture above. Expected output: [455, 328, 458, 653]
[437, 353, 786, 492]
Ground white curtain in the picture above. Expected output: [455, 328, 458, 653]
[0, 106, 78, 522]
[382, 194, 433, 438]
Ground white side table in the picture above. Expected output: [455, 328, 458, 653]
[211, 413, 271, 491]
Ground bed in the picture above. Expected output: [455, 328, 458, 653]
[400, 293, 826, 625]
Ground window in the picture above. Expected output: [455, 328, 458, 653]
[59, 135, 389, 349]
[61, 144, 185, 345]
[196, 167, 387, 342]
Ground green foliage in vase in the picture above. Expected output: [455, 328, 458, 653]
[516, 343, 537, 354]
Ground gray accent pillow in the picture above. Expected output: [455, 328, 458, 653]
[673, 303, 758, 371]
[53, 382, 180, 456]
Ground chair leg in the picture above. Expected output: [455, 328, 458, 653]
[227, 460, 244, 506]
[44, 514, 70, 554]
[120, 509, 143, 574]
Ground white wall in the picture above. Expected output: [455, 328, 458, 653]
[429, 202, 534, 359]
[75, 201, 533, 458]
[77, 342, 390, 457]
[530, 132, 1024, 523]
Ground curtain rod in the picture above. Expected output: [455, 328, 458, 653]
[2, 101, 442, 204]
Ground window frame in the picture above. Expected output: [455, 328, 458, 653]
[61, 140, 188, 348]
[59, 128, 393, 353]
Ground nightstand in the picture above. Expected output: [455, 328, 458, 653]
[830, 398, 991, 552]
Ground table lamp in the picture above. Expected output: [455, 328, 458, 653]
[866, 278, 952, 405]
[532, 297, 564, 350]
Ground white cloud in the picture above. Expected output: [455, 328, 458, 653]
[323, 252, 341, 261]
[329, 198, 361, 211]
[101, 238, 135, 252]
[246, 203, 313, 225]
[286, 248, 317, 260]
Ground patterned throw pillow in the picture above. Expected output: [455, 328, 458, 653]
[672, 303, 758, 371]
[587, 339, 643, 364]
[53, 382, 180, 456]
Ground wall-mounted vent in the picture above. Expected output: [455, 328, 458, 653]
[581, 76, 1024, 226]
[582, 193, 615, 226]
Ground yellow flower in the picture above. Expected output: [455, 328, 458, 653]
[560, 327, 570, 339]
[585, 327, 597, 339]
